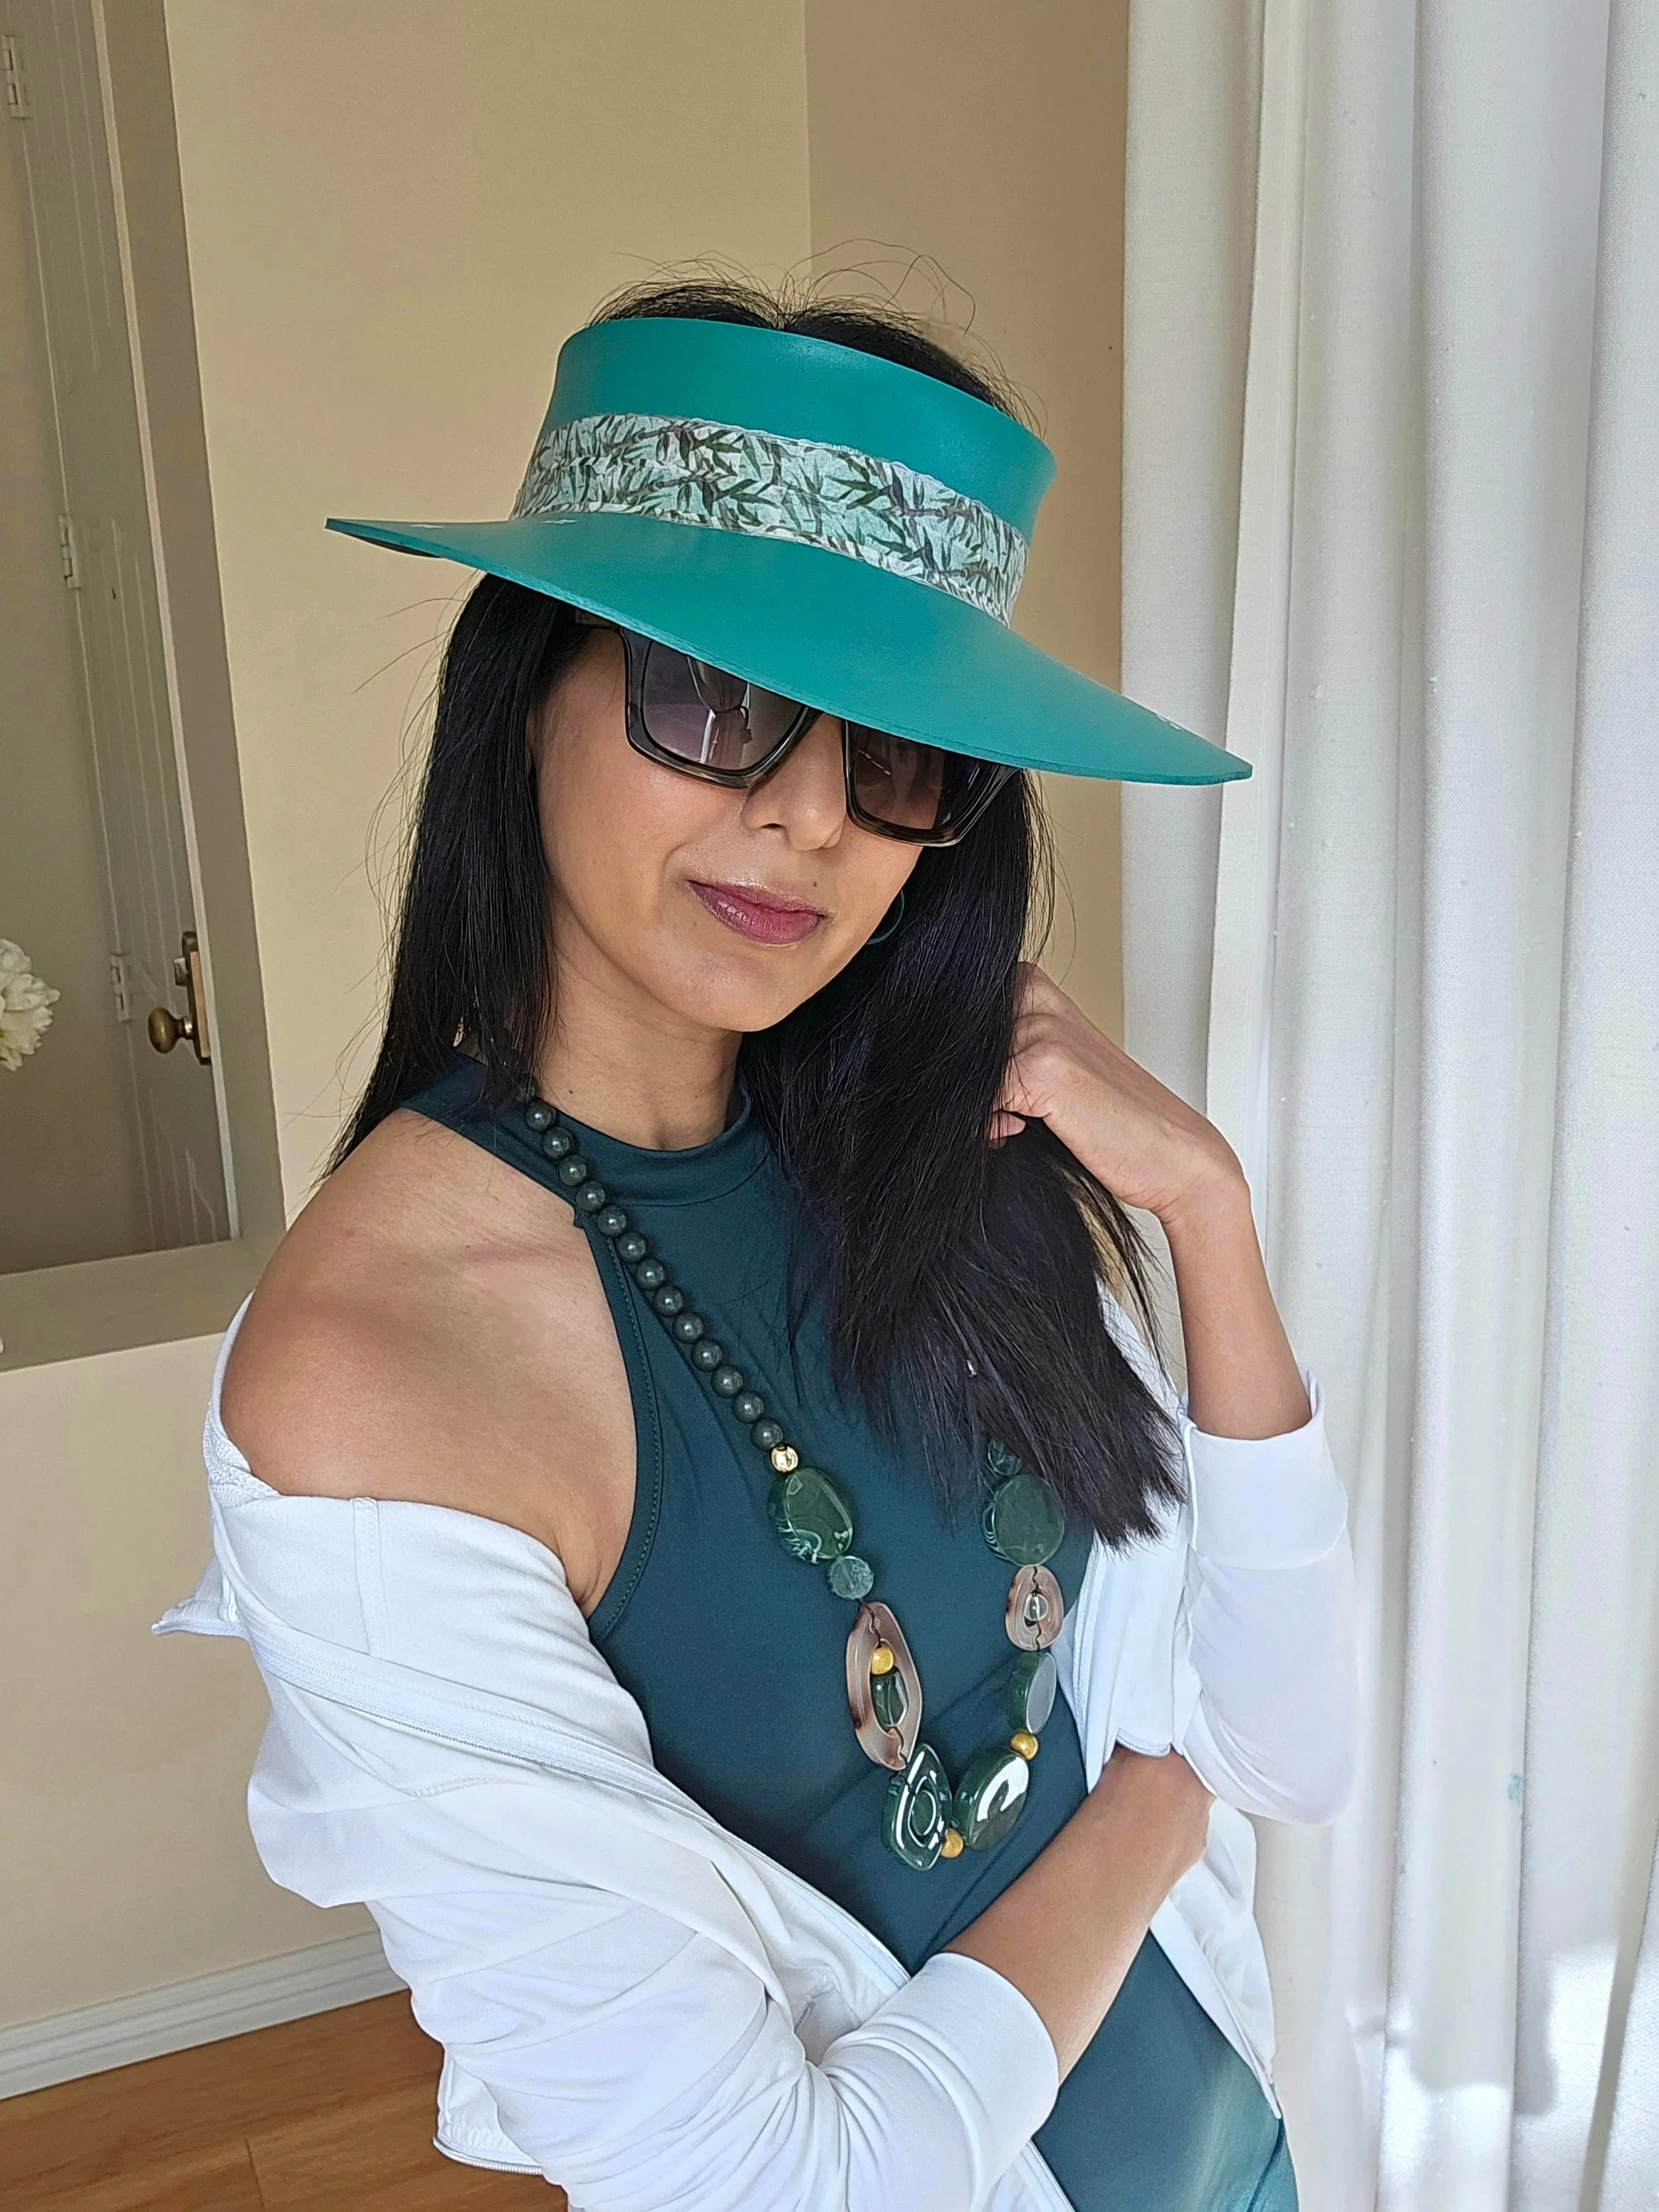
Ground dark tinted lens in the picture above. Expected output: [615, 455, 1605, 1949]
[639, 639, 805, 772]
[849, 725, 1000, 835]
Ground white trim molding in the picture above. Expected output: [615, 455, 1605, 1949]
[0, 1930, 404, 2100]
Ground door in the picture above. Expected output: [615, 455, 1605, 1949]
[6, 0, 229, 1249]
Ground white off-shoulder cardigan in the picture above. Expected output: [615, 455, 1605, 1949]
[157, 1287, 1356, 2212]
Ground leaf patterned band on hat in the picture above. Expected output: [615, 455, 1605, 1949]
[510, 411, 1030, 624]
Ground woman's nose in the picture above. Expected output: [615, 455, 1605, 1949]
[739, 713, 847, 845]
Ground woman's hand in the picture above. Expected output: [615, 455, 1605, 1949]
[995, 963, 1312, 1438]
[990, 963, 1239, 1224]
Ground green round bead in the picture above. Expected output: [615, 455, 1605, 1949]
[556, 1154, 589, 1188]
[751, 1418, 785, 1452]
[652, 1285, 685, 1318]
[827, 1552, 875, 1600]
[884, 1744, 951, 1871]
[672, 1311, 704, 1343]
[712, 1365, 745, 1397]
[573, 1181, 607, 1212]
[1006, 1648, 1058, 1735]
[596, 1206, 629, 1237]
[523, 1100, 553, 1132]
[540, 1127, 574, 1159]
[768, 1464, 854, 1563]
[953, 1747, 1030, 1851]
[982, 1468, 1067, 1568]
[690, 1339, 724, 1371]
[616, 1231, 649, 1263]
[634, 1258, 666, 1290]
[733, 1390, 765, 1423]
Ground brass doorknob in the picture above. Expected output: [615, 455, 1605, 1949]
[147, 1003, 194, 1054]
[145, 929, 212, 1066]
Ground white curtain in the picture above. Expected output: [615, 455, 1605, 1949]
[1120, 3, 1659, 2208]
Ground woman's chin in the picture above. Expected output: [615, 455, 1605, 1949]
[656, 949, 843, 1038]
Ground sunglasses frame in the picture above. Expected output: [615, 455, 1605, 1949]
[572, 609, 1015, 847]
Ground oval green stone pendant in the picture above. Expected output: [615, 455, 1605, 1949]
[768, 1464, 854, 1564]
[884, 1743, 953, 1870]
[983, 1467, 1067, 1567]
[1006, 1647, 1058, 1734]
[953, 1746, 1030, 1851]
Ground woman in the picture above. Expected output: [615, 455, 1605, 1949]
[159, 280, 1356, 2211]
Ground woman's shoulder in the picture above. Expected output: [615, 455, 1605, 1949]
[219, 1108, 637, 1596]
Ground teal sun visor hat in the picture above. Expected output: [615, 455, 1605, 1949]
[326, 314, 1247, 788]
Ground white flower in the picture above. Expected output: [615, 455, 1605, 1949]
[0, 939, 61, 1071]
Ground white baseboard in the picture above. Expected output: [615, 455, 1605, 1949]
[0, 1929, 406, 2100]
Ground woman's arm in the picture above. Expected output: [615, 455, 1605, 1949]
[1160, 1160, 1308, 1437]
[941, 1744, 1212, 2075]
[993, 965, 1358, 1825]
[249, 1673, 1208, 2211]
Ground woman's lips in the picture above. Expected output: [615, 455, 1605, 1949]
[689, 879, 827, 945]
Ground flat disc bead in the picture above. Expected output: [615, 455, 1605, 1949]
[1006, 1648, 1058, 1734]
[827, 1553, 874, 1600]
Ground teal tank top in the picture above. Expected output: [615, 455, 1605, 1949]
[409, 1052, 1294, 2212]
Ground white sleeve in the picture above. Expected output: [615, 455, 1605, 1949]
[249, 1699, 1059, 2212]
[1176, 1368, 1359, 1823]
[1100, 1281, 1359, 1825]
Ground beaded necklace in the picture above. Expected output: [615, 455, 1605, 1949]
[519, 1086, 1069, 1872]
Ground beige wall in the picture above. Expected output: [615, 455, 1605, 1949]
[807, 0, 1129, 1037]
[0, 0, 812, 2033]
[0, 0, 1127, 2035]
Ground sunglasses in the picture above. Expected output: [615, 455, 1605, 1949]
[573, 611, 1014, 846]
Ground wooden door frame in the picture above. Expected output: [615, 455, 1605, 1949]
[0, 0, 283, 1370]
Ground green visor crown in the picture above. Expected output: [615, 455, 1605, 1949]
[328, 314, 1249, 789]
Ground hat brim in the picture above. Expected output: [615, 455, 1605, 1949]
[325, 511, 1247, 786]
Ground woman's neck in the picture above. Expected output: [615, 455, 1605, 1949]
[534, 928, 741, 1153]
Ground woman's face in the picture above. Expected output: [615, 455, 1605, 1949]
[532, 627, 921, 1034]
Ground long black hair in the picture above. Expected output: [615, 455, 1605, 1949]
[335, 276, 1184, 1548]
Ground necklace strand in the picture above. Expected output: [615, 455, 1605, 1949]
[520, 1088, 1068, 1871]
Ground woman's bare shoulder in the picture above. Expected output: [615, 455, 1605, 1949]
[219, 1111, 637, 1589]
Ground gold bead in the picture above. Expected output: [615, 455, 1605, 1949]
[869, 1642, 896, 1677]
[940, 1827, 965, 1859]
[1010, 1730, 1039, 1760]
[770, 1444, 800, 1474]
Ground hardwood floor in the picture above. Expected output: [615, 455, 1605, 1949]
[0, 1996, 564, 2210]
